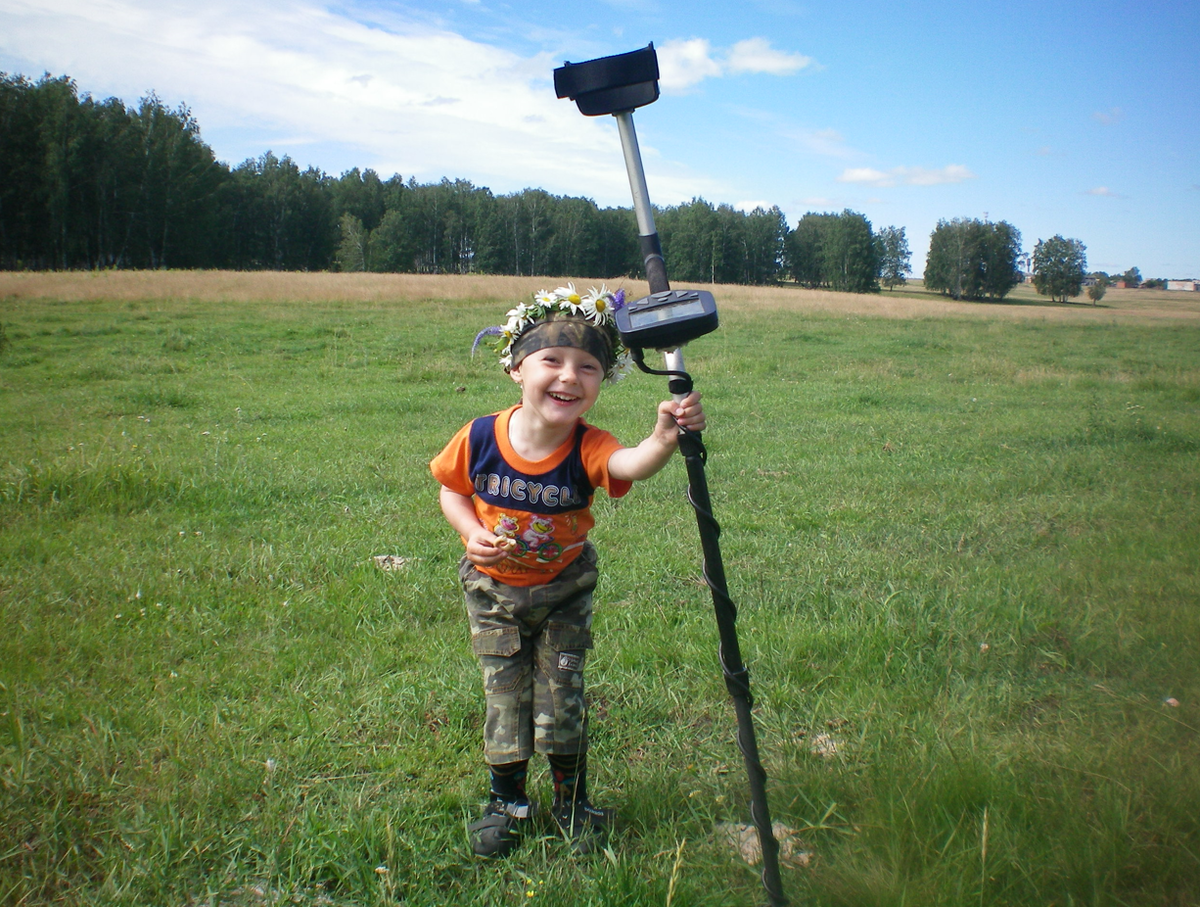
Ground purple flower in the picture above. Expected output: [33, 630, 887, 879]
[612, 288, 626, 311]
[471, 325, 502, 356]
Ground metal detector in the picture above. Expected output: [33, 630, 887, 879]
[555, 44, 789, 907]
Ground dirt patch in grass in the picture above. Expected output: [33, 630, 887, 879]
[2, 270, 1198, 326]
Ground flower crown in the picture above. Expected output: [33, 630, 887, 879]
[473, 283, 634, 383]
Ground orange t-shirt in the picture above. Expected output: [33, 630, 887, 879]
[431, 405, 632, 586]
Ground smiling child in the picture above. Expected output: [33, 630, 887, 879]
[430, 284, 704, 857]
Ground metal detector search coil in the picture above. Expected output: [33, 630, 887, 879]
[616, 289, 719, 351]
[553, 44, 659, 116]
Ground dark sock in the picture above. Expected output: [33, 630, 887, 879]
[548, 752, 588, 804]
[488, 760, 529, 803]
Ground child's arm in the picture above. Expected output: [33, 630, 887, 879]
[438, 486, 512, 566]
[608, 391, 705, 482]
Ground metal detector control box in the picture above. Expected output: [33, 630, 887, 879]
[616, 289, 719, 350]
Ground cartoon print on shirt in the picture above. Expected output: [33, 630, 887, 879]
[492, 513, 521, 554]
[521, 515, 554, 549]
[494, 513, 519, 540]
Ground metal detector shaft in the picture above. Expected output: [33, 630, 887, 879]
[614, 112, 788, 907]
[614, 112, 670, 298]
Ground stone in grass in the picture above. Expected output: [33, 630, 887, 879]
[372, 554, 410, 571]
[715, 821, 813, 869]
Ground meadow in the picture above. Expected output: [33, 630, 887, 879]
[1, 272, 1198, 907]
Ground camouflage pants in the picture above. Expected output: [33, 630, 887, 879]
[460, 543, 598, 763]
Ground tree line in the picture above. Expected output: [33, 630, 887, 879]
[5, 72, 1122, 303]
[0, 73, 782, 281]
[1, 73, 918, 289]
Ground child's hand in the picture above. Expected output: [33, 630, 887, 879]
[608, 391, 708, 482]
[659, 391, 706, 437]
[465, 529, 515, 566]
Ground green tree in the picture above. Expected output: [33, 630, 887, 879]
[335, 213, 370, 272]
[658, 198, 725, 284]
[925, 218, 1022, 301]
[784, 210, 878, 292]
[736, 205, 787, 284]
[978, 220, 1022, 299]
[330, 168, 385, 231]
[225, 152, 334, 270]
[128, 94, 226, 268]
[824, 209, 878, 293]
[1122, 267, 1142, 288]
[876, 225, 911, 289]
[1032, 235, 1087, 303]
[786, 212, 833, 288]
[0, 73, 42, 266]
[1086, 278, 1107, 306]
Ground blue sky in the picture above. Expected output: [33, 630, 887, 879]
[3, 0, 1197, 278]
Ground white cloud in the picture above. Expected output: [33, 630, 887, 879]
[656, 38, 723, 91]
[1087, 186, 1125, 198]
[838, 167, 891, 186]
[656, 36, 812, 92]
[1093, 106, 1123, 125]
[905, 164, 975, 185]
[0, 0, 728, 204]
[796, 127, 855, 159]
[726, 38, 813, 75]
[837, 164, 976, 187]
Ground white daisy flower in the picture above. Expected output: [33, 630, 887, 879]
[609, 352, 635, 382]
[581, 291, 613, 325]
[554, 283, 584, 311]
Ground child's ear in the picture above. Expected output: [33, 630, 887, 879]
[509, 364, 523, 385]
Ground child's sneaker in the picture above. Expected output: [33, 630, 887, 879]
[468, 798, 535, 858]
[551, 798, 615, 855]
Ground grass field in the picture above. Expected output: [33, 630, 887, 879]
[2, 272, 1199, 906]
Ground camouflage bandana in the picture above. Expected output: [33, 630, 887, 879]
[511, 314, 614, 374]
[471, 283, 633, 383]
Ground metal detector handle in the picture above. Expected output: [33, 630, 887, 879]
[664, 349, 690, 405]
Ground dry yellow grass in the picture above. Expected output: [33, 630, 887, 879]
[2, 270, 1198, 325]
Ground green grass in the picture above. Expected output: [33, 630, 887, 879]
[1, 290, 1198, 906]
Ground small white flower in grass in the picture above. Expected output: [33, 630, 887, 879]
[1165, 697, 1180, 707]
[265, 759, 277, 772]
[375, 865, 388, 875]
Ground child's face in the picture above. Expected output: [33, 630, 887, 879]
[510, 345, 604, 429]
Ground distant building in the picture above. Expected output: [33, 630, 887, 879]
[1166, 280, 1199, 291]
